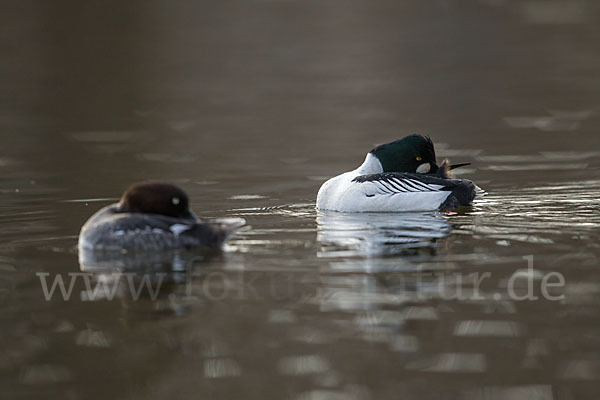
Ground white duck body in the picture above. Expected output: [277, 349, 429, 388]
[316, 153, 481, 212]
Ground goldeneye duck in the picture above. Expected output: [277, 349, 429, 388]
[78, 182, 245, 251]
[316, 134, 486, 212]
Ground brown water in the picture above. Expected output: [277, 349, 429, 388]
[2, 1, 600, 399]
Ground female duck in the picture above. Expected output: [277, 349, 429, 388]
[316, 134, 486, 212]
[78, 182, 245, 251]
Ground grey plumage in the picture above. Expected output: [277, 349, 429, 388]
[79, 204, 245, 251]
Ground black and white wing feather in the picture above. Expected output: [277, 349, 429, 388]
[352, 172, 478, 209]
[353, 173, 448, 195]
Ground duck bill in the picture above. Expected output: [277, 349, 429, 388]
[449, 162, 471, 170]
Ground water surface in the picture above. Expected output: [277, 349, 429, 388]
[1, 1, 600, 399]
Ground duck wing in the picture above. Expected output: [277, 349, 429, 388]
[79, 205, 245, 250]
[352, 172, 479, 209]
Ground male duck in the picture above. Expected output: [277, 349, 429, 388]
[79, 182, 245, 251]
[316, 135, 486, 212]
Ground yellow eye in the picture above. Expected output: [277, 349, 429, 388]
[416, 156, 422, 161]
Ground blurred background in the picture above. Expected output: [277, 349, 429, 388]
[1, 1, 600, 399]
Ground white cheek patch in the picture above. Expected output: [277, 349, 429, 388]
[172, 197, 180, 205]
[170, 224, 191, 237]
[416, 163, 431, 174]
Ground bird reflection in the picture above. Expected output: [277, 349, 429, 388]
[316, 211, 453, 313]
[316, 211, 451, 258]
[79, 248, 197, 273]
[78, 248, 212, 305]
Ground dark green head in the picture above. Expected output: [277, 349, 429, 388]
[370, 134, 438, 173]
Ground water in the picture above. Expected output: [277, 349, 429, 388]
[1, 1, 600, 399]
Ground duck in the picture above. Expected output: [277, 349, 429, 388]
[78, 182, 245, 251]
[316, 134, 486, 212]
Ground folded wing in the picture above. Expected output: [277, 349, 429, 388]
[352, 172, 480, 210]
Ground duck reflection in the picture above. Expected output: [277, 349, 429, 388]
[316, 211, 452, 258]
[78, 248, 213, 305]
[79, 247, 204, 274]
[316, 212, 455, 315]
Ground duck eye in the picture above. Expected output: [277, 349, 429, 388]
[171, 197, 180, 205]
[416, 156, 422, 161]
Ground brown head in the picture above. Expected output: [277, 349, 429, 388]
[118, 182, 196, 220]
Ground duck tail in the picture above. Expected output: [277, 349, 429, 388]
[182, 218, 247, 248]
[474, 185, 487, 198]
[209, 218, 247, 246]
[212, 217, 247, 238]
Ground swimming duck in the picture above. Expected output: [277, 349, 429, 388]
[78, 182, 245, 251]
[316, 135, 486, 212]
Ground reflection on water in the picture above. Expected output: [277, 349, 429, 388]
[77, 249, 197, 304]
[2, 0, 600, 399]
[79, 248, 194, 273]
[317, 211, 451, 258]
[503, 110, 593, 132]
[468, 181, 600, 244]
[77, 249, 246, 318]
[3, 176, 600, 399]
